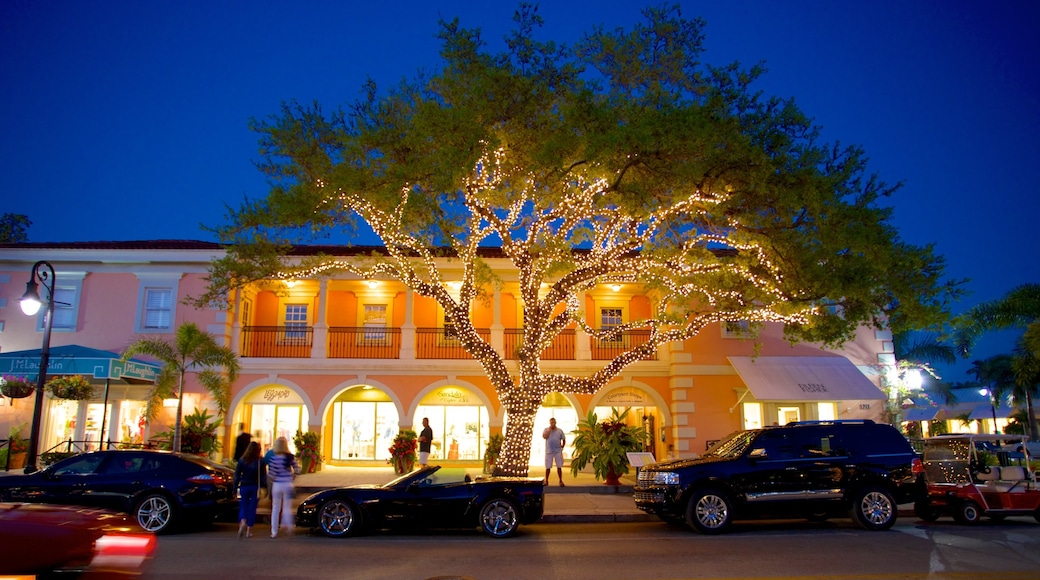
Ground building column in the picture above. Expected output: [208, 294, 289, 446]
[490, 287, 504, 356]
[400, 289, 416, 359]
[575, 291, 591, 360]
[311, 279, 328, 359]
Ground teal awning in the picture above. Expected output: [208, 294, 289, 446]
[0, 345, 159, 383]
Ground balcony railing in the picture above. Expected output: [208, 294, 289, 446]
[241, 326, 313, 358]
[328, 327, 402, 359]
[591, 329, 657, 360]
[415, 327, 490, 359]
[503, 328, 576, 360]
[239, 325, 656, 361]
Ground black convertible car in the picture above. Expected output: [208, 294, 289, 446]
[295, 466, 544, 538]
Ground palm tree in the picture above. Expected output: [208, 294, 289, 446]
[968, 355, 1015, 434]
[1011, 321, 1040, 440]
[122, 322, 240, 452]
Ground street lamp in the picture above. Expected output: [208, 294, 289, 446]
[19, 260, 55, 474]
[979, 387, 999, 435]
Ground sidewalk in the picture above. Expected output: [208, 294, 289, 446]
[262, 465, 652, 523]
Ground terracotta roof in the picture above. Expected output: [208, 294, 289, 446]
[0, 240, 223, 250]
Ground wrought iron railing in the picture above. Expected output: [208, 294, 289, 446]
[241, 326, 313, 358]
[503, 328, 576, 360]
[328, 327, 402, 358]
[590, 329, 657, 360]
[415, 328, 491, 359]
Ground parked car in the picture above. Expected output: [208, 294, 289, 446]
[296, 465, 544, 538]
[634, 420, 923, 534]
[915, 433, 1040, 524]
[0, 449, 237, 534]
[0, 502, 155, 576]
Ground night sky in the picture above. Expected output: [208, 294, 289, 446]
[2, 1, 1038, 386]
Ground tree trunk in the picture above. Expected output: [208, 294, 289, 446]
[495, 406, 538, 477]
[1027, 391, 1039, 442]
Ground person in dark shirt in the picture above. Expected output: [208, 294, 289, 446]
[233, 441, 266, 539]
[418, 417, 433, 467]
[233, 423, 251, 461]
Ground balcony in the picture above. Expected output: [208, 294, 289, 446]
[503, 328, 575, 360]
[240, 326, 313, 358]
[239, 326, 656, 361]
[328, 327, 402, 359]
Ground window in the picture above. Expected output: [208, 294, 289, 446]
[35, 273, 85, 333]
[241, 299, 252, 325]
[600, 307, 623, 342]
[142, 289, 172, 330]
[442, 312, 458, 340]
[284, 304, 308, 341]
[134, 274, 180, 334]
[721, 320, 754, 339]
[363, 304, 388, 341]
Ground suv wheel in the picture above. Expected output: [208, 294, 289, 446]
[850, 487, 896, 531]
[685, 488, 732, 534]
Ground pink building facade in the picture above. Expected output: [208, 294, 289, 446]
[0, 241, 897, 467]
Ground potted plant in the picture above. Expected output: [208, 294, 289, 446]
[46, 375, 95, 400]
[387, 430, 417, 474]
[570, 408, 646, 485]
[4, 423, 30, 470]
[483, 433, 504, 474]
[1, 375, 34, 399]
[294, 430, 323, 473]
[151, 409, 222, 457]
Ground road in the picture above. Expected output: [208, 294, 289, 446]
[138, 518, 1040, 580]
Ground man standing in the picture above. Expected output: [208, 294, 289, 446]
[543, 417, 566, 486]
[233, 423, 251, 461]
[418, 417, 433, 467]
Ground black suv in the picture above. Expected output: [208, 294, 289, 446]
[633, 420, 922, 533]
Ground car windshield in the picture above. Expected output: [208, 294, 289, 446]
[704, 430, 760, 459]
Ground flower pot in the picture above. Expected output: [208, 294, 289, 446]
[9, 451, 27, 470]
[604, 463, 622, 486]
[392, 456, 415, 474]
[1, 381, 33, 399]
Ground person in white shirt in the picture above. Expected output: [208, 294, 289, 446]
[543, 417, 566, 486]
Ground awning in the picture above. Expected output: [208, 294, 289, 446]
[0, 345, 159, 383]
[904, 406, 941, 421]
[968, 403, 1015, 420]
[727, 356, 885, 401]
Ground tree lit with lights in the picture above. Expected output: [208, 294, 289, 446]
[204, 5, 955, 475]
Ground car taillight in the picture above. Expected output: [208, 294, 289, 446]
[187, 473, 230, 485]
[91, 533, 156, 570]
[912, 458, 924, 474]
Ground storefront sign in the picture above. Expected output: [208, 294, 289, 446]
[601, 387, 651, 406]
[246, 386, 303, 404]
[425, 387, 473, 406]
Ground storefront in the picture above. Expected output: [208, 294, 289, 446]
[329, 386, 399, 462]
[240, 385, 310, 454]
[593, 386, 661, 458]
[414, 386, 490, 462]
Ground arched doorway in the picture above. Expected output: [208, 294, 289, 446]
[593, 386, 660, 458]
[329, 386, 399, 462]
[528, 392, 578, 467]
[240, 385, 309, 454]
[414, 386, 490, 462]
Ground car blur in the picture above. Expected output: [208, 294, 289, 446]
[0, 502, 156, 576]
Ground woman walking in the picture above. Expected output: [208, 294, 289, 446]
[267, 436, 300, 538]
[233, 441, 265, 539]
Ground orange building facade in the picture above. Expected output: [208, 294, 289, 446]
[0, 241, 896, 469]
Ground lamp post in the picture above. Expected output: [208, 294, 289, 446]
[19, 260, 55, 474]
[979, 387, 999, 435]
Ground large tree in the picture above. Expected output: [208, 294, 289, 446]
[0, 213, 31, 243]
[203, 5, 955, 475]
[122, 322, 240, 453]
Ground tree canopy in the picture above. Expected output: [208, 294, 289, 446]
[205, 4, 957, 473]
[0, 213, 31, 243]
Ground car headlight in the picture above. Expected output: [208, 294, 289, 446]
[653, 472, 680, 485]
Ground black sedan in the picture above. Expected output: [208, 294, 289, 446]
[296, 465, 544, 538]
[0, 449, 237, 534]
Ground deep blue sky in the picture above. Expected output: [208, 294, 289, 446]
[2, 1, 1038, 385]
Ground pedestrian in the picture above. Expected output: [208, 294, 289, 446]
[267, 436, 300, 538]
[233, 423, 251, 461]
[418, 417, 433, 467]
[543, 417, 566, 486]
[233, 441, 265, 539]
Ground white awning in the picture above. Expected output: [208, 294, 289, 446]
[727, 356, 885, 402]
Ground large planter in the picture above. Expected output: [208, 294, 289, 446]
[392, 455, 415, 474]
[604, 463, 622, 486]
[301, 457, 319, 474]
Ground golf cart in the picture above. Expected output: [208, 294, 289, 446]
[915, 434, 1040, 525]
